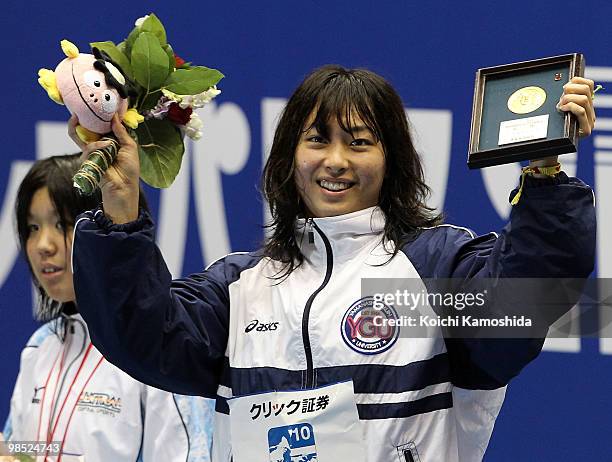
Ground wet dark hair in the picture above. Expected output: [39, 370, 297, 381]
[15, 153, 149, 328]
[262, 65, 442, 276]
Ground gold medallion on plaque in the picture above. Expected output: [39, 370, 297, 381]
[507, 86, 547, 114]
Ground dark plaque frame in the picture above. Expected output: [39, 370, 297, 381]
[468, 53, 584, 169]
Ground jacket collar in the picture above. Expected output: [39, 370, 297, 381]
[59, 312, 90, 341]
[296, 206, 386, 267]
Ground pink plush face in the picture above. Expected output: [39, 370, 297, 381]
[55, 53, 127, 134]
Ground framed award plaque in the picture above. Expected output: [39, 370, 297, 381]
[467, 53, 584, 169]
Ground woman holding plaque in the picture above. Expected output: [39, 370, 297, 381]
[69, 66, 596, 461]
[3, 154, 214, 462]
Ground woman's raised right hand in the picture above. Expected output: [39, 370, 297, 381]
[68, 114, 140, 224]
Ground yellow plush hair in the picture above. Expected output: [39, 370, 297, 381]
[60, 39, 79, 58]
[38, 69, 63, 104]
[37, 40, 80, 104]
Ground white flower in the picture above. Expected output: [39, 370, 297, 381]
[190, 86, 221, 108]
[204, 86, 221, 102]
[164, 86, 221, 110]
[135, 15, 149, 27]
[162, 88, 182, 103]
[185, 113, 204, 140]
[178, 95, 195, 110]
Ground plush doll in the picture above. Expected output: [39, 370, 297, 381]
[39, 40, 142, 143]
[38, 40, 143, 194]
[37, 14, 223, 195]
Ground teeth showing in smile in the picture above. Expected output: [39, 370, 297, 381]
[319, 179, 352, 191]
[42, 268, 60, 274]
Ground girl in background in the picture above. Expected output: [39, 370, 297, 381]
[3, 153, 214, 462]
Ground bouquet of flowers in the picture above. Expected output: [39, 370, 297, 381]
[38, 13, 223, 193]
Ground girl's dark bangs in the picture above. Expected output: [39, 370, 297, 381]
[309, 77, 381, 140]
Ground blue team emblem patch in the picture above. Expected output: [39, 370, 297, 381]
[268, 423, 318, 461]
[341, 296, 399, 355]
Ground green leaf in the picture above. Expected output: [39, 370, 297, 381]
[136, 119, 185, 188]
[131, 32, 170, 91]
[141, 13, 167, 45]
[163, 44, 175, 74]
[164, 67, 224, 95]
[90, 41, 133, 79]
[140, 91, 162, 111]
[117, 41, 127, 54]
[124, 26, 142, 56]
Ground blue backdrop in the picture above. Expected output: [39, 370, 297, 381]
[1, 1, 611, 460]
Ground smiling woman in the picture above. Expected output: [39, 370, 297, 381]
[294, 115, 385, 218]
[71, 65, 597, 462]
[263, 66, 442, 275]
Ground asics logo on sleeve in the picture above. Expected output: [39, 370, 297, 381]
[245, 319, 280, 333]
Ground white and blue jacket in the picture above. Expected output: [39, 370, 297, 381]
[3, 315, 214, 462]
[72, 173, 595, 461]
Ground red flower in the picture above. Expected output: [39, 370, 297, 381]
[174, 55, 186, 68]
[167, 103, 193, 125]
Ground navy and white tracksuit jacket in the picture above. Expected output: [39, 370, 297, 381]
[72, 173, 595, 461]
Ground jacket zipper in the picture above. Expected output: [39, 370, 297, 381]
[302, 219, 334, 389]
